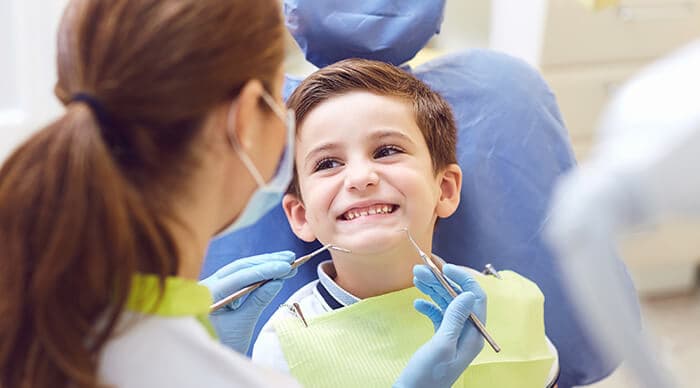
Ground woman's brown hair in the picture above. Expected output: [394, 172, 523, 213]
[285, 58, 457, 199]
[0, 0, 284, 386]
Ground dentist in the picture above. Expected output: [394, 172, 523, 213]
[0, 0, 485, 387]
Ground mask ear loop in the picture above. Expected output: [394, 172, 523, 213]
[258, 90, 297, 185]
[260, 91, 287, 121]
[226, 100, 267, 187]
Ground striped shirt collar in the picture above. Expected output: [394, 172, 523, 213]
[316, 260, 359, 309]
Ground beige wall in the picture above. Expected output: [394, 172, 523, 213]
[0, 0, 68, 162]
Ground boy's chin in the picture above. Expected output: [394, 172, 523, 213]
[329, 230, 405, 256]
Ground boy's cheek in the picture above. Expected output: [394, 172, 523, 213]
[301, 187, 334, 217]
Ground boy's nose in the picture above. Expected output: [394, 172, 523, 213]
[345, 162, 379, 192]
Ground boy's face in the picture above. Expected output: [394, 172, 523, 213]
[283, 91, 461, 255]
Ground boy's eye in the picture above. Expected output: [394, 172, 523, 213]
[374, 145, 403, 159]
[314, 158, 342, 172]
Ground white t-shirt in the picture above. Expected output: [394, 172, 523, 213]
[252, 261, 560, 387]
[99, 311, 300, 387]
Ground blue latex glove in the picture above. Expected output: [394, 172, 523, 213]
[199, 251, 297, 354]
[394, 264, 487, 387]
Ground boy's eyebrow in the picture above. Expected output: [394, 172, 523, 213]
[304, 143, 341, 167]
[373, 129, 415, 144]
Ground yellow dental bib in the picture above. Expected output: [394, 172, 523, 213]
[275, 270, 554, 387]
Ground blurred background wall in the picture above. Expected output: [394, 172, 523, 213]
[0, 0, 67, 160]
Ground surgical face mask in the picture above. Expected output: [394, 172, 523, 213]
[213, 92, 295, 239]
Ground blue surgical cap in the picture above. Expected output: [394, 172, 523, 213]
[284, 0, 446, 67]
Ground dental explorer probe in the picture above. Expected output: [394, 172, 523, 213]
[210, 244, 351, 313]
[401, 228, 501, 353]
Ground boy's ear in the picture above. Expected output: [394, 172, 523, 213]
[282, 193, 317, 242]
[436, 163, 463, 218]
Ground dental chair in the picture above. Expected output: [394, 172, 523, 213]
[202, 1, 641, 386]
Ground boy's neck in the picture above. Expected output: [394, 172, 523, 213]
[330, 244, 426, 299]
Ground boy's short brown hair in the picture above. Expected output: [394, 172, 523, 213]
[286, 58, 457, 198]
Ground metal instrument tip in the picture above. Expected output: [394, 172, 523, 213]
[400, 228, 422, 251]
[328, 245, 351, 253]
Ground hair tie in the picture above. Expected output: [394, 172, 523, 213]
[71, 92, 111, 128]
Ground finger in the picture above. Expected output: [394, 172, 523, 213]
[243, 261, 295, 284]
[247, 280, 284, 308]
[443, 264, 486, 302]
[228, 280, 283, 313]
[225, 294, 247, 311]
[413, 265, 454, 306]
[215, 251, 296, 276]
[442, 265, 486, 322]
[413, 264, 436, 283]
[209, 262, 293, 300]
[453, 295, 486, 358]
[414, 299, 444, 332]
[437, 291, 475, 342]
[414, 276, 450, 310]
[278, 266, 298, 280]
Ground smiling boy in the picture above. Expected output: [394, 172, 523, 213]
[251, 59, 559, 387]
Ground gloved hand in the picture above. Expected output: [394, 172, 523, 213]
[394, 264, 487, 388]
[199, 251, 297, 354]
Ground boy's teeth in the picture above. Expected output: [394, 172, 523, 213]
[343, 204, 395, 220]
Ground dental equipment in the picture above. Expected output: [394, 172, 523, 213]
[292, 302, 309, 328]
[402, 228, 501, 353]
[482, 264, 502, 279]
[210, 244, 351, 312]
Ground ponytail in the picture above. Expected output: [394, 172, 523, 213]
[0, 0, 286, 384]
[0, 104, 178, 387]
